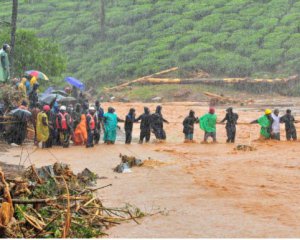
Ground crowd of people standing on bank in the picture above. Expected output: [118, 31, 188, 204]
[28, 100, 174, 148]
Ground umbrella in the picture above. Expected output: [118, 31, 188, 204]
[65, 77, 85, 91]
[39, 94, 65, 105]
[9, 108, 32, 121]
[25, 70, 49, 81]
[57, 96, 76, 104]
[51, 90, 69, 97]
[43, 86, 55, 95]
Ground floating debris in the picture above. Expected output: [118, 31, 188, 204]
[235, 144, 256, 151]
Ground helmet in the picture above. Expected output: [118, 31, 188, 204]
[60, 106, 66, 111]
[89, 106, 95, 111]
[43, 105, 50, 112]
[265, 109, 272, 115]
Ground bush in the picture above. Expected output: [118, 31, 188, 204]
[251, 49, 284, 71]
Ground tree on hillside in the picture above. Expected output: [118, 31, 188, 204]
[99, 0, 106, 38]
[10, 0, 18, 76]
[0, 29, 66, 78]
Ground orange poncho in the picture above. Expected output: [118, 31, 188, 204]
[73, 114, 87, 145]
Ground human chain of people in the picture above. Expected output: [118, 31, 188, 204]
[18, 101, 300, 149]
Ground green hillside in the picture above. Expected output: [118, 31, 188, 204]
[1, 0, 300, 88]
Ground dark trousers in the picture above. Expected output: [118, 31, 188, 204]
[94, 129, 100, 144]
[204, 132, 216, 142]
[226, 127, 236, 143]
[45, 130, 53, 148]
[140, 129, 150, 143]
[125, 130, 132, 144]
[286, 129, 297, 141]
[153, 128, 166, 140]
[185, 133, 193, 140]
[54, 129, 61, 146]
[87, 130, 94, 147]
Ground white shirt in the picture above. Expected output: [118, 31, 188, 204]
[271, 113, 280, 133]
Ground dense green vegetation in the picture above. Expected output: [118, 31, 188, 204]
[0, 28, 66, 78]
[1, 0, 300, 88]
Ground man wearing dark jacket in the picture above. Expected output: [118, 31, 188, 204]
[28, 83, 39, 109]
[73, 103, 82, 130]
[136, 107, 152, 144]
[151, 105, 169, 140]
[220, 107, 239, 143]
[183, 110, 198, 142]
[280, 109, 298, 141]
[124, 108, 136, 144]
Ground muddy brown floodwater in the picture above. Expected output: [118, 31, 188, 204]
[2, 101, 300, 237]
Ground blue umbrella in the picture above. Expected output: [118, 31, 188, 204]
[65, 77, 85, 91]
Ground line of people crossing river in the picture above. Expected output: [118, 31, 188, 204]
[4, 99, 299, 148]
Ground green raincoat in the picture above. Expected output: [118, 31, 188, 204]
[257, 115, 271, 138]
[103, 112, 118, 142]
[199, 113, 217, 133]
[0, 49, 10, 83]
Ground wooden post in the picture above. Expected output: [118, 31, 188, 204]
[10, 0, 18, 77]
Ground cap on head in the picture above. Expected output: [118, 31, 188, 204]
[209, 107, 215, 114]
[43, 105, 50, 112]
[265, 109, 272, 115]
[60, 106, 66, 111]
[89, 106, 95, 111]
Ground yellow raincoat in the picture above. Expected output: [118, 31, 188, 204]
[36, 112, 49, 142]
[30, 76, 38, 88]
[18, 78, 27, 98]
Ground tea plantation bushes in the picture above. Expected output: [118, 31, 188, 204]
[1, 0, 300, 85]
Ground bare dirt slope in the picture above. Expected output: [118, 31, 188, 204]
[1, 102, 300, 237]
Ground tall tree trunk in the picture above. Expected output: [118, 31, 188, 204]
[10, 0, 18, 77]
[99, 0, 105, 38]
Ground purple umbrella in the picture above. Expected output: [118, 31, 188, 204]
[65, 77, 85, 91]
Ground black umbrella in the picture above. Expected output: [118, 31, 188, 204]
[51, 90, 69, 97]
[57, 96, 77, 104]
[39, 94, 65, 105]
[9, 108, 32, 121]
